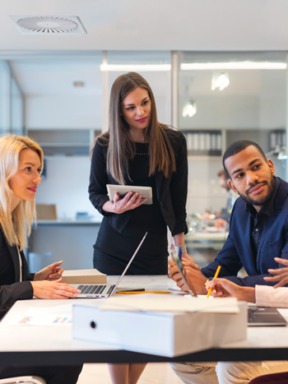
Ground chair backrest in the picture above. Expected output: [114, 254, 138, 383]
[0, 376, 46, 384]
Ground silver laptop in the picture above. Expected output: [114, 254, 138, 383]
[72, 232, 147, 299]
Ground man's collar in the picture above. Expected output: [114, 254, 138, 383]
[245, 177, 279, 217]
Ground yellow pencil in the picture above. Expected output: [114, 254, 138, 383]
[206, 265, 221, 298]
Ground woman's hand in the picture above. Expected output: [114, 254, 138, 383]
[102, 192, 147, 214]
[207, 278, 256, 302]
[265, 257, 288, 288]
[34, 261, 64, 281]
[31, 279, 81, 299]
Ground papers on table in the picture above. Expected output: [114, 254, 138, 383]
[7, 295, 239, 327]
[8, 304, 72, 326]
[95, 294, 239, 314]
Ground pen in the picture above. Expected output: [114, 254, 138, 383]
[117, 289, 145, 293]
[206, 265, 221, 298]
[117, 291, 171, 295]
[178, 246, 182, 261]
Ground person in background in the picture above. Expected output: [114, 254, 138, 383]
[89, 72, 189, 384]
[169, 139, 288, 384]
[0, 134, 82, 384]
[214, 169, 237, 228]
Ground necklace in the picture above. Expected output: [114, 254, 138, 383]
[135, 152, 149, 155]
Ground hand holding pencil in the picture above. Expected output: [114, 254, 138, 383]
[206, 265, 221, 298]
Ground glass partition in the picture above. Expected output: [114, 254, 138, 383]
[11, 76, 24, 135]
[178, 51, 287, 266]
[105, 51, 171, 125]
[0, 61, 10, 134]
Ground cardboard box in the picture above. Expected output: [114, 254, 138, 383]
[61, 269, 107, 284]
[72, 302, 246, 357]
[36, 204, 57, 220]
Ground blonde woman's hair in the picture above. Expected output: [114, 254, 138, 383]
[0, 134, 43, 250]
[96, 72, 176, 185]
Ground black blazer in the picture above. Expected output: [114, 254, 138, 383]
[0, 227, 33, 318]
[89, 129, 188, 236]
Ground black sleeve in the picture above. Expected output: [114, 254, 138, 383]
[0, 281, 33, 310]
[88, 140, 111, 216]
[0, 231, 33, 314]
[170, 132, 188, 236]
[27, 273, 35, 281]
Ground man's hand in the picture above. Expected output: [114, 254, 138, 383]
[265, 257, 288, 288]
[34, 261, 64, 281]
[207, 278, 256, 302]
[168, 254, 207, 294]
[31, 279, 81, 299]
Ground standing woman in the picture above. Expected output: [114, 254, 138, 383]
[0, 135, 82, 384]
[89, 72, 191, 384]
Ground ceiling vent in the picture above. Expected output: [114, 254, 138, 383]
[10, 16, 87, 35]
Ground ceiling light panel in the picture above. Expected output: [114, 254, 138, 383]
[10, 16, 87, 35]
[181, 62, 287, 70]
[100, 64, 171, 71]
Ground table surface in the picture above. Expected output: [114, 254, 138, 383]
[185, 231, 228, 241]
[1, 275, 288, 368]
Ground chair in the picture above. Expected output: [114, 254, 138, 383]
[0, 376, 46, 384]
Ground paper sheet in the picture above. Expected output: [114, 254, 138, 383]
[96, 294, 239, 313]
[8, 304, 73, 326]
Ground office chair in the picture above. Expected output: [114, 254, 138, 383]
[0, 376, 46, 384]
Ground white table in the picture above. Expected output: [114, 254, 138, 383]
[1, 275, 288, 370]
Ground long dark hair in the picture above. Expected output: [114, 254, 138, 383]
[98, 72, 176, 184]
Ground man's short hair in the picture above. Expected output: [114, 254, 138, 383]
[223, 140, 267, 178]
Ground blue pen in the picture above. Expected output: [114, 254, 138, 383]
[178, 247, 182, 261]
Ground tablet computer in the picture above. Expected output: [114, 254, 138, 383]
[106, 184, 153, 205]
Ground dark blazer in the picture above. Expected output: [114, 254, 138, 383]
[0, 227, 33, 318]
[202, 177, 288, 287]
[89, 130, 188, 236]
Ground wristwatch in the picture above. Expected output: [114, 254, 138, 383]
[174, 244, 187, 254]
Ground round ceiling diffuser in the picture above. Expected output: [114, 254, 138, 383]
[17, 16, 78, 33]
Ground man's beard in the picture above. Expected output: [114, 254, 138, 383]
[236, 173, 276, 206]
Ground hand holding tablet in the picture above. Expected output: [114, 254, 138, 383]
[107, 184, 153, 205]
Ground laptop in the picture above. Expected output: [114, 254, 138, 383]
[248, 307, 287, 327]
[72, 232, 148, 299]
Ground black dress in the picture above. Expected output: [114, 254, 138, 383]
[93, 143, 169, 275]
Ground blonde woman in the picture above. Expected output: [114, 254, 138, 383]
[89, 72, 190, 384]
[0, 135, 82, 384]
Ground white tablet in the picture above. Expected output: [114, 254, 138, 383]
[106, 184, 153, 205]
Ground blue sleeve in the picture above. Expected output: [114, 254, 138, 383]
[226, 226, 288, 287]
[201, 233, 243, 278]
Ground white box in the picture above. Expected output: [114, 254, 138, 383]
[72, 302, 247, 357]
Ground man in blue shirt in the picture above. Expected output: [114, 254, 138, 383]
[169, 140, 288, 384]
[169, 139, 288, 293]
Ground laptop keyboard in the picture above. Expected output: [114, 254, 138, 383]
[77, 285, 116, 295]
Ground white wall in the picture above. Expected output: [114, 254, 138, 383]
[187, 157, 227, 214]
[35, 157, 102, 221]
[25, 95, 102, 129]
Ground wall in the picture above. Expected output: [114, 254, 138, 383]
[25, 95, 102, 129]
[187, 157, 227, 214]
[35, 157, 102, 221]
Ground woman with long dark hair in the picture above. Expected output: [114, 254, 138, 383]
[89, 72, 189, 384]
